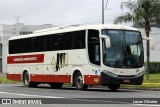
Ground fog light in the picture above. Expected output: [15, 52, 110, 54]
[102, 70, 117, 77]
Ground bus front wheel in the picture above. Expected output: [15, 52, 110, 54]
[75, 72, 88, 90]
[108, 84, 120, 91]
[23, 72, 37, 87]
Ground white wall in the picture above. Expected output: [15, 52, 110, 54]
[0, 23, 52, 73]
[0, 43, 2, 72]
[140, 27, 160, 62]
[2, 40, 7, 73]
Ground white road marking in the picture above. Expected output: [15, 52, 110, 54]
[0, 91, 65, 98]
[133, 104, 160, 107]
[134, 94, 158, 97]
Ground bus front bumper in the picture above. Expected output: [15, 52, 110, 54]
[100, 72, 144, 86]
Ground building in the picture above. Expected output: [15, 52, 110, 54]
[140, 27, 160, 62]
[0, 23, 52, 73]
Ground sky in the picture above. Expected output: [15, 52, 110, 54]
[0, 0, 128, 26]
[0, 0, 160, 61]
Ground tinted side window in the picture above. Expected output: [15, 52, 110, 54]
[9, 41, 14, 54]
[30, 37, 37, 52]
[20, 38, 29, 53]
[58, 34, 65, 50]
[64, 32, 72, 50]
[74, 31, 85, 49]
[9, 30, 86, 54]
[9, 38, 29, 54]
[49, 34, 58, 51]
[36, 36, 44, 52]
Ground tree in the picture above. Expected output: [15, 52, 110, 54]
[114, 0, 160, 79]
[154, 0, 160, 25]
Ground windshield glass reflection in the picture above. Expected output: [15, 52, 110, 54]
[102, 29, 144, 68]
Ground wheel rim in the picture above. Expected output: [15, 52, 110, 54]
[24, 74, 29, 86]
[76, 76, 83, 88]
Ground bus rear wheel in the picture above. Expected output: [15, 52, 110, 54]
[75, 72, 88, 90]
[23, 72, 37, 87]
[50, 83, 63, 89]
[108, 84, 120, 91]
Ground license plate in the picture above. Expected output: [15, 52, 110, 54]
[123, 80, 130, 83]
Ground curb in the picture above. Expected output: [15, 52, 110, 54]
[142, 83, 160, 87]
[142, 83, 160, 86]
[121, 87, 160, 91]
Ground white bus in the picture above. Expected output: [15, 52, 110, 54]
[7, 24, 146, 91]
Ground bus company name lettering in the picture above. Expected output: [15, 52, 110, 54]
[13, 57, 37, 62]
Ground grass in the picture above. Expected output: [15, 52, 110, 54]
[143, 73, 160, 83]
[121, 85, 160, 89]
[121, 73, 160, 89]
[0, 76, 21, 84]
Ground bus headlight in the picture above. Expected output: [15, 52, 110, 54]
[102, 70, 117, 77]
[137, 71, 145, 76]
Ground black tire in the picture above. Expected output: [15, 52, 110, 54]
[23, 72, 37, 87]
[108, 84, 120, 91]
[75, 72, 88, 90]
[50, 83, 63, 89]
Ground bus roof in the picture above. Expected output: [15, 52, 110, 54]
[9, 24, 140, 40]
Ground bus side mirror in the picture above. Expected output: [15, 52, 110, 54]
[100, 35, 111, 48]
[142, 37, 155, 50]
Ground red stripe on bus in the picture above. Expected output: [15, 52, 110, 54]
[7, 74, 71, 83]
[53, 75, 71, 83]
[84, 75, 100, 85]
[7, 74, 100, 85]
[30, 75, 71, 83]
[7, 74, 21, 81]
[7, 54, 44, 64]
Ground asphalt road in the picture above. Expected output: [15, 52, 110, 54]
[0, 83, 160, 107]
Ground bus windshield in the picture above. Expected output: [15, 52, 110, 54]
[102, 29, 144, 68]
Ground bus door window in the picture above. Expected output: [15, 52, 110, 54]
[95, 45, 100, 61]
[88, 30, 100, 66]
